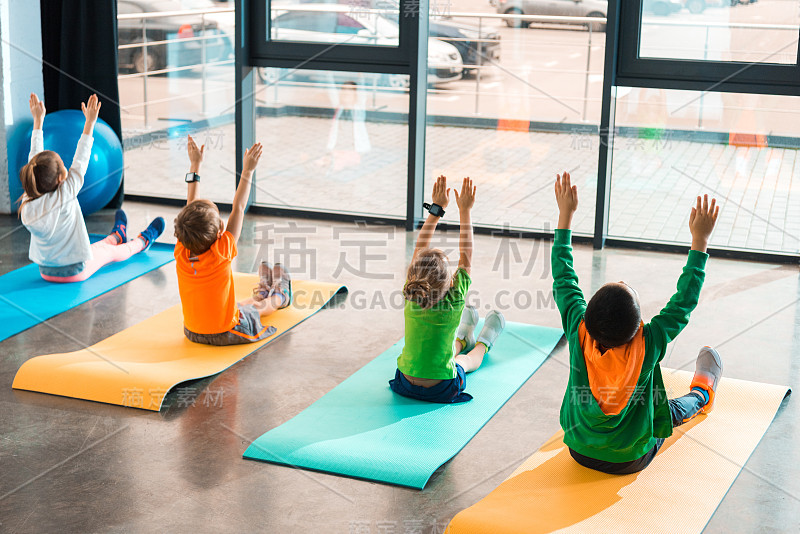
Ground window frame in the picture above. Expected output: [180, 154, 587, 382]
[616, 0, 800, 97]
[249, 0, 415, 74]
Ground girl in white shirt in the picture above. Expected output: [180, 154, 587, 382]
[19, 93, 164, 282]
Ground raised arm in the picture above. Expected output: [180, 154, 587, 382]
[413, 175, 450, 260]
[552, 171, 586, 332]
[454, 177, 475, 274]
[80, 94, 100, 137]
[646, 195, 718, 355]
[186, 135, 204, 205]
[225, 142, 263, 242]
[28, 93, 45, 161]
[62, 94, 99, 197]
[556, 171, 578, 232]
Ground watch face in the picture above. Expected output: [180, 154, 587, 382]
[185, 172, 195, 183]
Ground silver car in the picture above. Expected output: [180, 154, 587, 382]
[494, 0, 608, 31]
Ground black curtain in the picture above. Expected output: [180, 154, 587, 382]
[40, 0, 124, 209]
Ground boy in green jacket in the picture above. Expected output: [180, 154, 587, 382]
[551, 171, 723, 474]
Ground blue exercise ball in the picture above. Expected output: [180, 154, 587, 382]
[13, 109, 123, 215]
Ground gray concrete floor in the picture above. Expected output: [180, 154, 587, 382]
[0, 201, 798, 533]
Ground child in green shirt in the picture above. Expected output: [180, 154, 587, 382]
[389, 175, 506, 403]
[552, 171, 723, 474]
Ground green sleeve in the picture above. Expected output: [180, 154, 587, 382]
[644, 250, 708, 362]
[452, 268, 471, 299]
[551, 229, 586, 335]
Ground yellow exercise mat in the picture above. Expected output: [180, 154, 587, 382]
[12, 274, 346, 411]
[446, 370, 790, 534]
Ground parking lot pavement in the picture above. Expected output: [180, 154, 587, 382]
[125, 114, 800, 254]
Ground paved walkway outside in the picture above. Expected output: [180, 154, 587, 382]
[124, 115, 800, 253]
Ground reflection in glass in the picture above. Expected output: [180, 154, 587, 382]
[270, 2, 401, 47]
[610, 88, 800, 253]
[254, 70, 409, 218]
[639, 0, 800, 64]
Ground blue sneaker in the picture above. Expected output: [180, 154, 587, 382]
[111, 209, 128, 244]
[138, 217, 165, 251]
[272, 263, 292, 309]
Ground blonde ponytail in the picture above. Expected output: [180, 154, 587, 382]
[404, 248, 451, 309]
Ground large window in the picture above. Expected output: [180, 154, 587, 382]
[250, 0, 413, 69]
[639, 0, 800, 64]
[118, 1, 236, 204]
[424, 3, 605, 235]
[270, 4, 401, 47]
[618, 0, 800, 94]
[253, 69, 409, 218]
[609, 89, 800, 253]
[119, 0, 800, 260]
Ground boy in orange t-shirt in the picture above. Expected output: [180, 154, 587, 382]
[173, 135, 291, 345]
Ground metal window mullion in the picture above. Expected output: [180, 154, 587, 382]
[236, 0, 256, 210]
[593, 0, 621, 249]
[406, 0, 429, 231]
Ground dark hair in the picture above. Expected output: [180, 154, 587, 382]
[174, 199, 223, 256]
[18, 151, 63, 211]
[584, 283, 641, 349]
[404, 248, 451, 309]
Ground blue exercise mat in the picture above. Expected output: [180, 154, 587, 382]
[243, 321, 564, 489]
[0, 237, 174, 342]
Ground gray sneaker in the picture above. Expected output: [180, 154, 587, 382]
[455, 305, 479, 354]
[253, 261, 274, 300]
[477, 310, 506, 353]
[691, 346, 723, 414]
[272, 263, 292, 309]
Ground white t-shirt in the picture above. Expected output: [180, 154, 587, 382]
[20, 129, 94, 267]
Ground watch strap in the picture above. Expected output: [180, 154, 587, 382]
[423, 202, 445, 217]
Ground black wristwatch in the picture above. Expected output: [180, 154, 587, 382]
[185, 172, 200, 183]
[423, 202, 445, 217]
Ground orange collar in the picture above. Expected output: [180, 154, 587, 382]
[578, 321, 646, 416]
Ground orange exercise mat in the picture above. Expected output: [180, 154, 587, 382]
[12, 274, 346, 410]
[446, 369, 790, 534]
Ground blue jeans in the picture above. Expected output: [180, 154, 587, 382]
[389, 364, 472, 403]
[569, 392, 706, 475]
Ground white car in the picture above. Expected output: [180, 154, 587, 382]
[264, 5, 463, 87]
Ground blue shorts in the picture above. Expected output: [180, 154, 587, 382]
[389, 364, 472, 403]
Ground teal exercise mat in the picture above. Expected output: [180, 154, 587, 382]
[0, 236, 174, 342]
[243, 321, 564, 489]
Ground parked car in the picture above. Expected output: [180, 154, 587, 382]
[682, 0, 731, 14]
[494, 0, 607, 31]
[373, 0, 501, 75]
[643, 0, 682, 16]
[178, 0, 235, 59]
[261, 6, 463, 86]
[118, 0, 227, 73]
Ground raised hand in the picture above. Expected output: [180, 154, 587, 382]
[80, 94, 101, 135]
[453, 177, 476, 212]
[432, 175, 450, 209]
[187, 135, 205, 171]
[81, 94, 101, 124]
[555, 171, 578, 229]
[688, 194, 719, 252]
[242, 142, 263, 175]
[29, 93, 45, 129]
